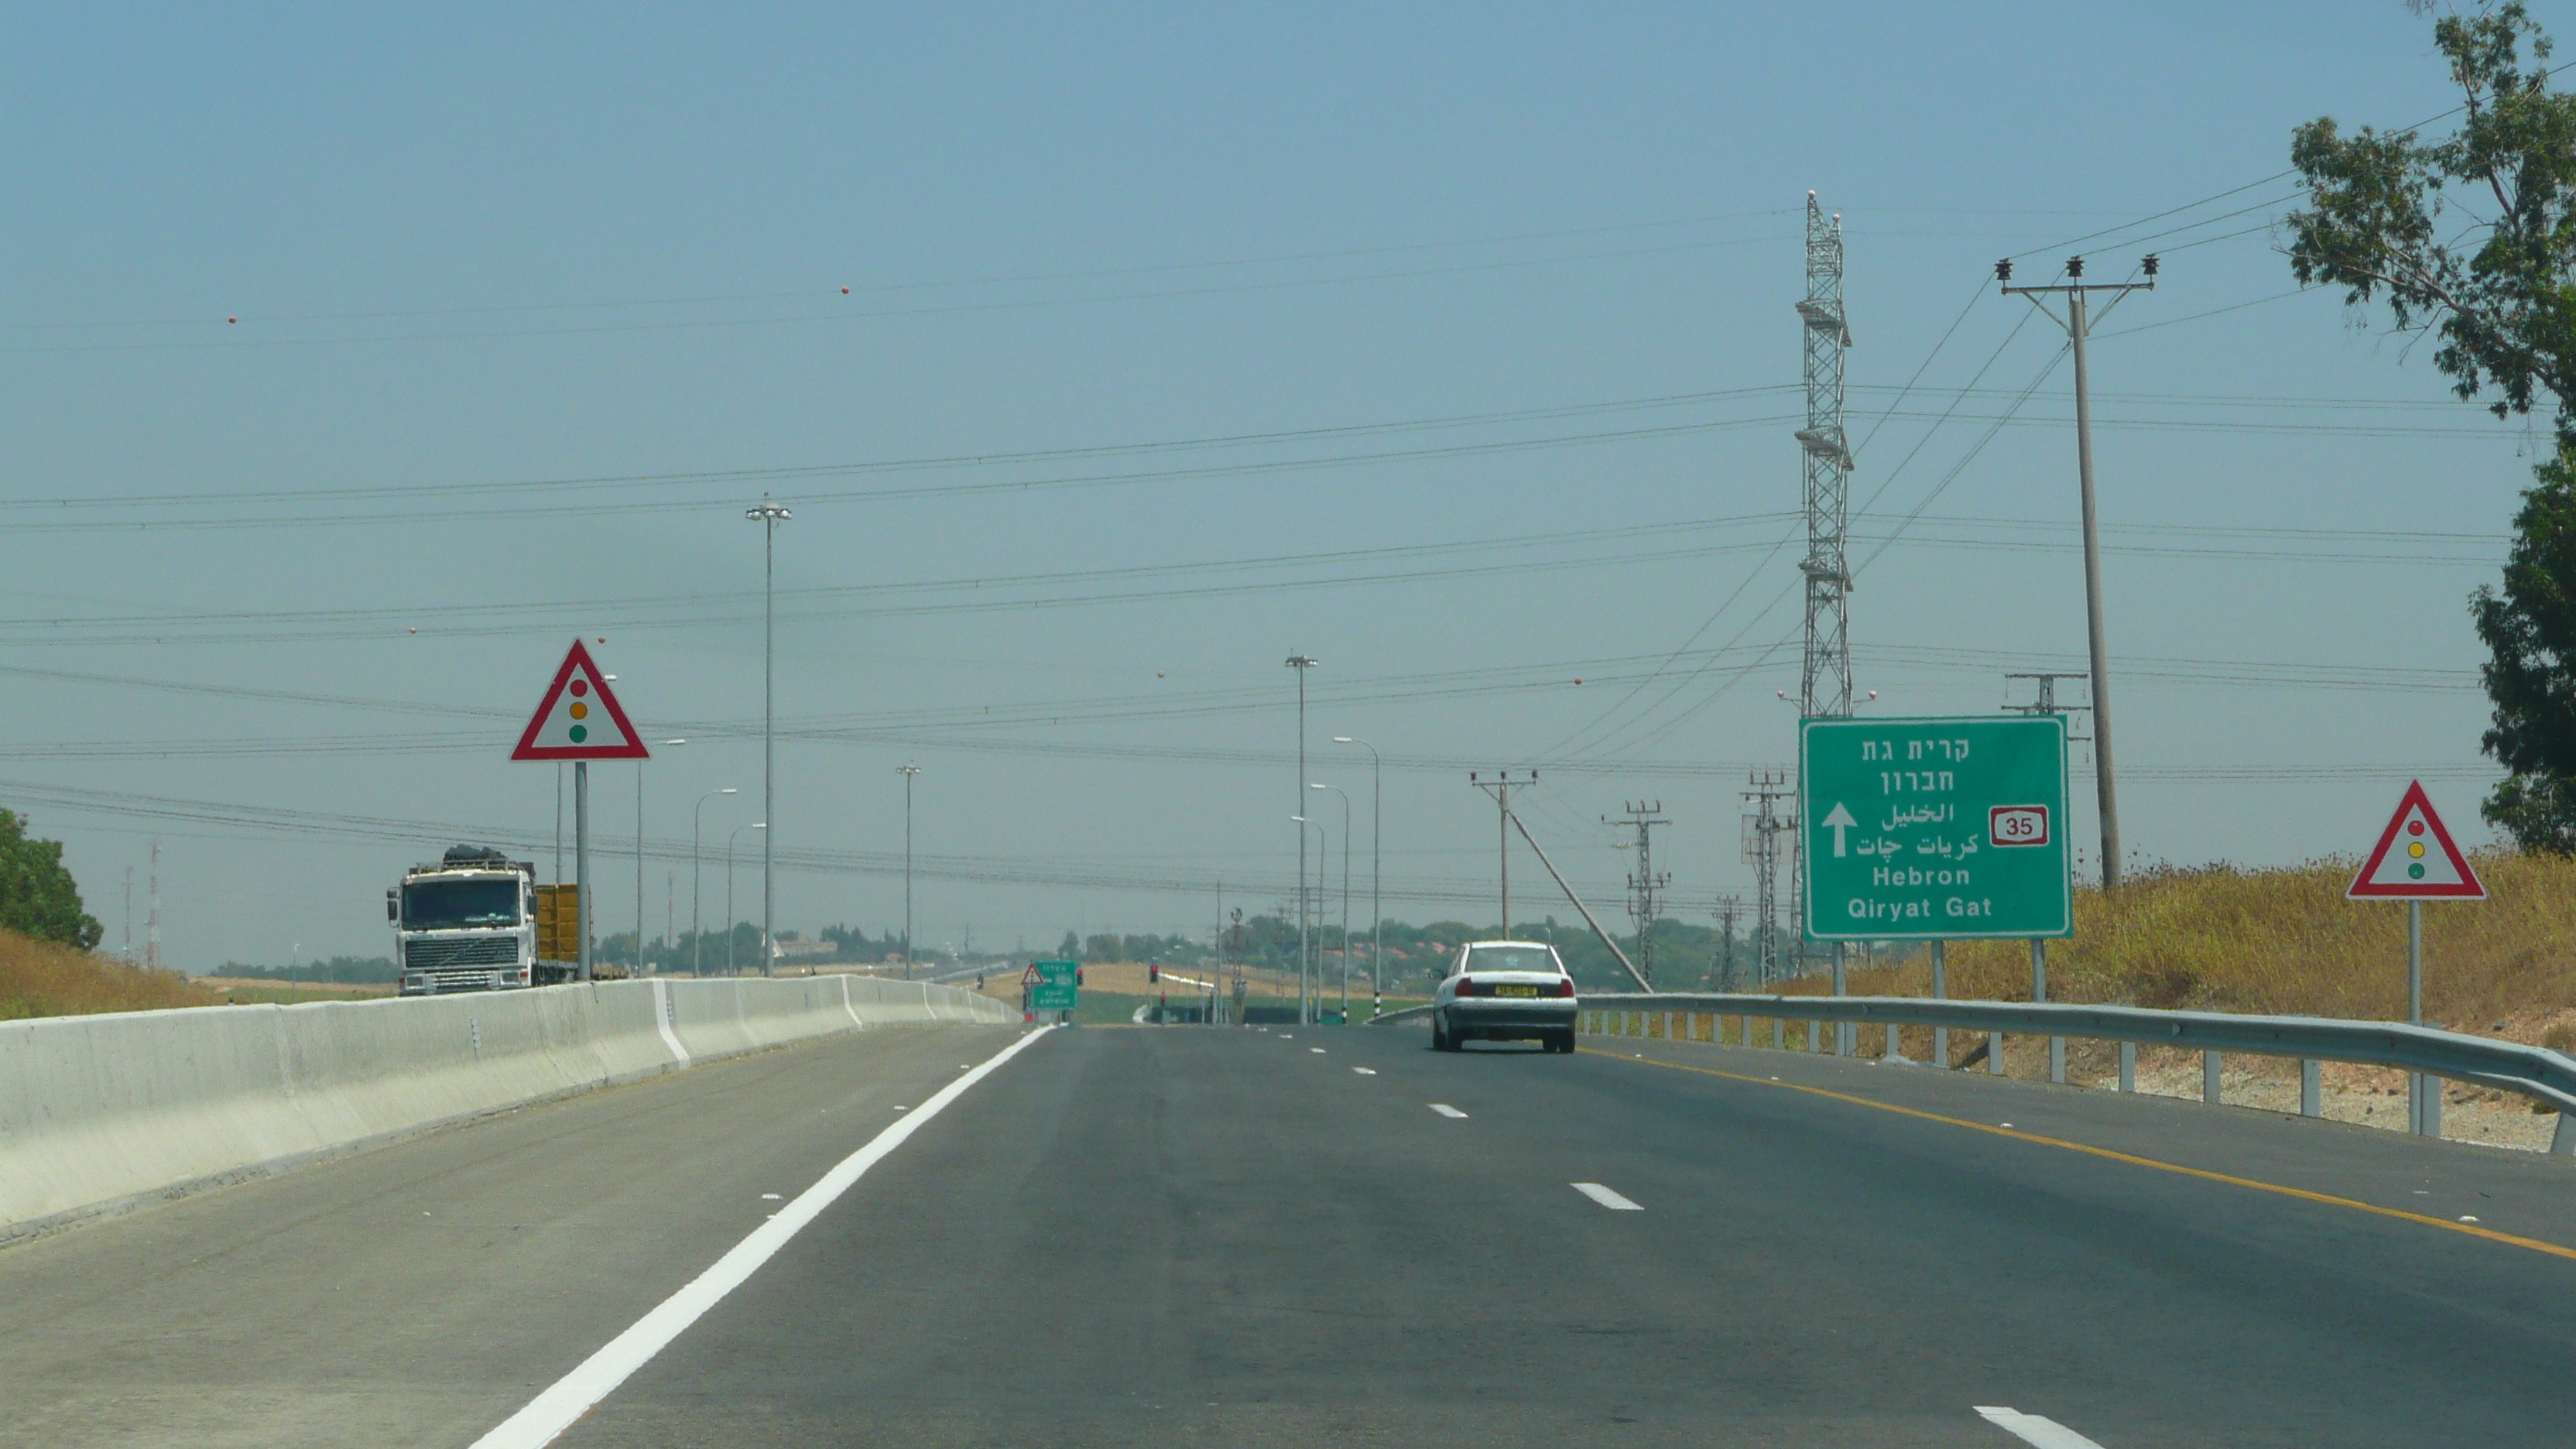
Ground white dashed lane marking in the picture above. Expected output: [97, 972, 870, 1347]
[1351, 1067, 1376, 1075]
[1310, 1047, 1326, 1054]
[1973, 1406, 2107, 1448]
[1428, 1103, 1468, 1118]
[1570, 1182, 1642, 1211]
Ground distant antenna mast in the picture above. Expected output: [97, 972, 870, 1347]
[1793, 191, 1855, 954]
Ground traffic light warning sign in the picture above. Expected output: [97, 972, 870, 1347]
[2348, 780, 2485, 900]
[512, 639, 650, 762]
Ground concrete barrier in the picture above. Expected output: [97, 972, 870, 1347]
[0, 975, 1012, 1245]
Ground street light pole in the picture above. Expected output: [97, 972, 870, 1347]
[725, 822, 765, 976]
[691, 787, 738, 977]
[641, 739, 686, 975]
[1284, 655, 1318, 1022]
[1333, 737, 1380, 1006]
[899, 765, 920, 981]
[1298, 804, 1318, 1021]
[746, 496, 793, 974]
[1311, 782, 1351, 1023]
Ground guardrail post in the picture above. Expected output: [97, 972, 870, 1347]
[1771, 1016, 1783, 1050]
[2553, 1110, 2575, 1156]
[1810, 1019, 1824, 1053]
[2050, 1037, 2066, 1084]
[1882, 1022, 1903, 1064]
[2119, 1041, 2136, 1093]
[1663, 1010, 1676, 1040]
[2420, 1079, 2443, 1139]
[2300, 1060, 2320, 1117]
[1988, 1029, 2005, 1074]
[2201, 1051, 2221, 1105]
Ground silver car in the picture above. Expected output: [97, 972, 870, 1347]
[1431, 940, 1579, 1053]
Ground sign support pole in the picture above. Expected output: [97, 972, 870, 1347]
[576, 761, 592, 983]
[2410, 899, 2426, 1136]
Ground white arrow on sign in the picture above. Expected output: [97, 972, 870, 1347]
[1821, 802, 1858, 858]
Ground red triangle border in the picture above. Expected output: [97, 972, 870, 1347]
[510, 639, 653, 762]
[2346, 779, 2484, 899]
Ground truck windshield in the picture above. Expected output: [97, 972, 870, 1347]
[403, 879, 521, 930]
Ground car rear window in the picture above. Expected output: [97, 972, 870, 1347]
[1464, 946, 1561, 975]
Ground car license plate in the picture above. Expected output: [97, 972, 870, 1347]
[1495, 985, 1540, 998]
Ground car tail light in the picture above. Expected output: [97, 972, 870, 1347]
[1454, 977, 1479, 997]
[1553, 976, 1575, 997]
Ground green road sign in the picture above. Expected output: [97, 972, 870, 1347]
[1800, 714, 2071, 941]
[1029, 958, 1081, 1011]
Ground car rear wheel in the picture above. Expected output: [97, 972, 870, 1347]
[1430, 1016, 1451, 1051]
[1552, 1029, 1577, 1053]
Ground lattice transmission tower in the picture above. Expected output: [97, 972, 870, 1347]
[1605, 800, 1670, 986]
[1790, 191, 1855, 961]
[1742, 772, 1793, 985]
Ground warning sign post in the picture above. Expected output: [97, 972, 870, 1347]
[2348, 781, 2484, 1139]
[513, 641, 652, 983]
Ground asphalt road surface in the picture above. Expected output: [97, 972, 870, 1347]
[5, 1020, 2574, 1447]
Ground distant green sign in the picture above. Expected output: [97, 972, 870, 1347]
[1800, 714, 2071, 941]
[1029, 958, 1080, 1011]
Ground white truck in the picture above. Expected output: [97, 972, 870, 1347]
[388, 845, 576, 995]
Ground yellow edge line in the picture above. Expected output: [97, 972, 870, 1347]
[1581, 1043, 2576, 1262]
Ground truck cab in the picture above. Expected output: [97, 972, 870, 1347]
[392, 845, 546, 995]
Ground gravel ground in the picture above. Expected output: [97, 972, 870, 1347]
[2109, 1051, 2559, 1152]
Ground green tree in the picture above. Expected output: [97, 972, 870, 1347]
[2287, 2, 2576, 848]
[0, 809, 102, 950]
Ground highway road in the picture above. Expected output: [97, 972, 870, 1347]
[3, 1021, 2574, 1447]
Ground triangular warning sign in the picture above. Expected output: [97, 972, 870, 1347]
[1019, 964, 1043, 988]
[2348, 780, 2484, 899]
[511, 640, 651, 762]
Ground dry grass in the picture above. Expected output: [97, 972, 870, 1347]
[0, 927, 219, 1021]
[194, 977, 397, 1004]
[1776, 851, 2576, 1047]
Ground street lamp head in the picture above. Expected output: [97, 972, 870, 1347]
[662, 738, 688, 746]
[1291, 815, 1307, 824]
[720, 787, 738, 795]
[745, 502, 794, 522]
[1284, 655, 1318, 669]
[1310, 782, 1327, 790]
[1331, 736, 1354, 743]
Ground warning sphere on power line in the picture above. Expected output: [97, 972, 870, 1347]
[511, 639, 649, 762]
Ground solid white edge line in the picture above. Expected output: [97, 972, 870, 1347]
[468, 1025, 1054, 1449]
[1570, 1182, 1643, 1211]
[1973, 1406, 2108, 1449]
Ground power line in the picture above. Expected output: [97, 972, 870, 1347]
[0, 231, 1804, 358]
[7, 209, 1803, 334]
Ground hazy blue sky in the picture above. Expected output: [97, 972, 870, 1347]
[0, 3, 2543, 968]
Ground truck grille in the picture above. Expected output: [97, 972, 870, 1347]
[406, 936, 519, 970]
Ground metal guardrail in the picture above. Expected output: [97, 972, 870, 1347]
[1369, 992, 2576, 1153]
